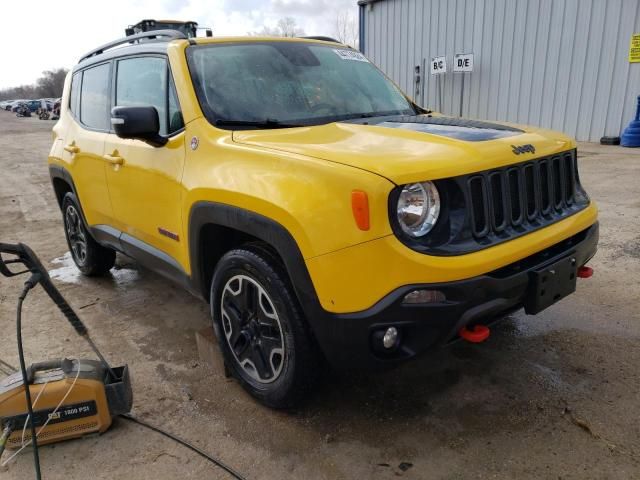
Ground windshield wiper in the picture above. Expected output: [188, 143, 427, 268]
[215, 118, 304, 129]
[334, 111, 410, 122]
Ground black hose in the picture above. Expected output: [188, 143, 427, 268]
[120, 414, 247, 480]
[17, 278, 42, 480]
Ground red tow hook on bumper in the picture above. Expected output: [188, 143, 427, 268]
[577, 266, 594, 278]
[459, 325, 490, 343]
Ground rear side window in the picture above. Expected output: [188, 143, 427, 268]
[69, 72, 81, 115]
[80, 63, 110, 130]
[115, 56, 183, 136]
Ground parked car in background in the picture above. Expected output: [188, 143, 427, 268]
[15, 103, 31, 117]
[25, 100, 42, 112]
[11, 102, 26, 112]
[51, 99, 61, 119]
[37, 99, 53, 111]
[11, 101, 29, 112]
[6, 100, 24, 111]
[8, 100, 42, 112]
[36, 99, 53, 113]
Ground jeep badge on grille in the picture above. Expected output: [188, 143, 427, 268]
[511, 144, 536, 155]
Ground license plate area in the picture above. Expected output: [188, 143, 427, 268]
[524, 255, 577, 314]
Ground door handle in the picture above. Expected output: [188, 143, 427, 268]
[103, 153, 124, 166]
[64, 143, 80, 154]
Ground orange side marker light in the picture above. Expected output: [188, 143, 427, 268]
[351, 190, 370, 231]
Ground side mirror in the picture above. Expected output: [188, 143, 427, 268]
[110, 106, 167, 147]
[206, 29, 213, 37]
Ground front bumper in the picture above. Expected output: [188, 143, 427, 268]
[307, 222, 598, 369]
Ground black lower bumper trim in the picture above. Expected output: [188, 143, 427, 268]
[307, 223, 599, 369]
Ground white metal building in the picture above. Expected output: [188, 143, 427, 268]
[358, 0, 640, 141]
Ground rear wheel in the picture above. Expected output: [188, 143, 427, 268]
[210, 245, 320, 408]
[62, 193, 115, 276]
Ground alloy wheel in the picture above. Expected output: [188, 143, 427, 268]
[65, 205, 88, 264]
[221, 275, 285, 384]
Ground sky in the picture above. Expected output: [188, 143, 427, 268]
[0, 0, 358, 89]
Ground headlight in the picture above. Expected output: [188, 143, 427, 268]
[396, 181, 440, 237]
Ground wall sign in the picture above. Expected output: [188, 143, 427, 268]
[453, 53, 474, 72]
[430, 56, 447, 75]
[630, 34, 640, 63]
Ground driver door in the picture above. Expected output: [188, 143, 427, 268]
[103, 55, 187, 270]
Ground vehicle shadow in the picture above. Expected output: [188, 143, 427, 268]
[281, 315, 578, 448]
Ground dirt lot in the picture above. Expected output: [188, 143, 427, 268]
[0, 111, 638, 479]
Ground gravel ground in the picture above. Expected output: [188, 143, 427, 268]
[0, 111, 638, 479]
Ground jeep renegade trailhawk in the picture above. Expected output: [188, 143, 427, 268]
[48, 30, 598, 407]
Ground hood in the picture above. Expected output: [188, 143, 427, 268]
[232, 114, 575, 185]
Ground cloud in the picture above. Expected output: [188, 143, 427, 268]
[271, 0, 329, 16]
[0, 0, 357, 89]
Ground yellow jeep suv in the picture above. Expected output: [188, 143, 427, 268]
[48, 30, 598, 407]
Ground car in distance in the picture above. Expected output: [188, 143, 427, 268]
[9, 100, 25, 112]
[2, 100, 17, 110]
[48, 30, 598, 408]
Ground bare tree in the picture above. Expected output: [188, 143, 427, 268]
[251, 17, 305, 37]
[0, 68, 69, 101]
[251, 25, 280, 36]
[334, 10, 359, 47]
[36, 69, 69, 98]
[277, 17, 305, 37]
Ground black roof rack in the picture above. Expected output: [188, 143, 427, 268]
[301, 36, 342, 44]
[78, 29, 187, 63]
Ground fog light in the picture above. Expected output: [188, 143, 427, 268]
[402, 289, 446, 304]
[382, 327, 399, 349]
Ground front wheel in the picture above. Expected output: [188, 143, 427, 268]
[210, 245, 320, 408]
[62, 193, 115, 276]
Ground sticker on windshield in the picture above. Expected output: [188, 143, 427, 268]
[333, 49, 369, 62]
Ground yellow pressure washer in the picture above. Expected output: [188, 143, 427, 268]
[0, 242, 246, 480]
[0, 242, 132, 478]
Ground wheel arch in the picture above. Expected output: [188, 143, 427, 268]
[188, 202, 322, 321]
[49, 165, 75, 208]
[48, 165, 92, 229]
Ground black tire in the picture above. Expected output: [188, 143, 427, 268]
[61, 192, 115, 276]
[210, 244, 320, 408]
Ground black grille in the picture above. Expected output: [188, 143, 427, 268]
[388, 148, 589, 256]
[466, 150, 585, 239]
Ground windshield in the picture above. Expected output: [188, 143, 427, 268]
[187, 42, 417, 128]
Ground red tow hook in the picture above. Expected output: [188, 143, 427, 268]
[459, 325, 490, 343]
[577, 266, 594, 278]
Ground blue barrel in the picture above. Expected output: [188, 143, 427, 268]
[621, 96, 640, 147]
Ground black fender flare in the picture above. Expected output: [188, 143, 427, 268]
[49, 165, 89, 226]
[188, 202, 322, 316]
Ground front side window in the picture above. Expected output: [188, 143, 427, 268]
[115, 56, 183, 136]
[187, 42, 416, 127]
[80, 63, 110, 130]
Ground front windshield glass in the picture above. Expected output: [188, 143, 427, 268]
[187, 41, 417, 127]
